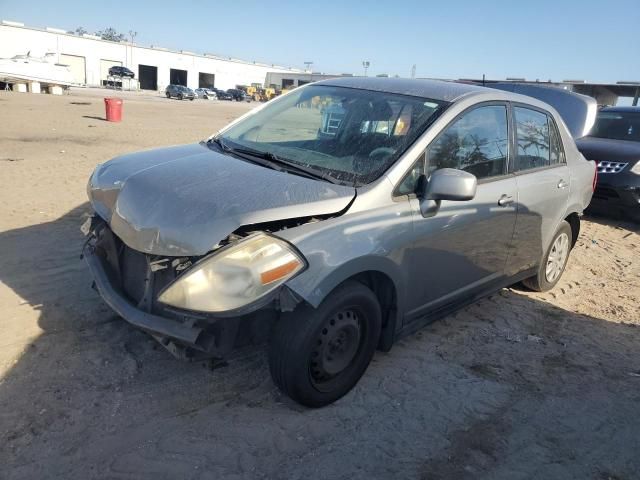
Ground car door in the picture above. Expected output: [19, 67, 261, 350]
[505, 105, 571, 276]
[399, 103, 518, 320]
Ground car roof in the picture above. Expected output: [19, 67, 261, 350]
[313, 77, 489, 102]
[600, 106, 640, 113]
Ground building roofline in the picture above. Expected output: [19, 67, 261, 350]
[0, 20, 303, 72]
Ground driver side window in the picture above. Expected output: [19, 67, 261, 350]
[427, 105, 508, 180]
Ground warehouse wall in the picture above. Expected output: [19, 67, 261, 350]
[0, 23, 299, 90]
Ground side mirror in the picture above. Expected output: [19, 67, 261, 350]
[417, 168, 477, 217]
[420, 168, 477, 201]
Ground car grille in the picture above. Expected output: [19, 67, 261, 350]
[120, 245, 150, 305]
[596, 161, 628, 174]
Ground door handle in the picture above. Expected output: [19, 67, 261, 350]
[557, 180, 569, 189]
[498, 194, 514, 207]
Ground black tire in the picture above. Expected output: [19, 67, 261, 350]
[165, 92, 171, 98]
[268, 280, 381, 407]
[522, 220, 573, 292]
[178, 94, 183, 100]
[189, 97, 194, 101]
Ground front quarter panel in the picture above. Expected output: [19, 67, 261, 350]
[276, 193, 412, 315]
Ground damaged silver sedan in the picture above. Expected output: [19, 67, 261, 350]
[83, 78, 596, 407]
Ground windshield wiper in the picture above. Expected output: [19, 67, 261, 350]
[247, 149, 344, 185]
[208, 136, 230, 152]
[208, 138, 344, 185]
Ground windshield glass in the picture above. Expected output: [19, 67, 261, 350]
[218, 85, 446, 185]
[589, 110, 640, 142]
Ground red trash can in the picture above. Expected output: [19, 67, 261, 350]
[104, 97, 123, 122]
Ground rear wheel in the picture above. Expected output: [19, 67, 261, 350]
[268, 280, 381, 407]
[165, 92, 171, 98]
[523, 220, 573, 292]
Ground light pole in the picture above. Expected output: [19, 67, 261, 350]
[304, 61, 313, 84]
[128, 30, 138, 90]
[128, 30, 137, 67]
[362, 60, 370, 77]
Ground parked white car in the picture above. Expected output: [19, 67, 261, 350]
[195, 88, 217, 100]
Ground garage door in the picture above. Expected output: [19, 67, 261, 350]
[59, 54, 86, 85]
[138, 64, 158, 90]
[100, 59, 122, 81]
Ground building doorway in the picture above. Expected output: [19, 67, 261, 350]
[138, 65, 158, 90]
[170, 68, 187, 86]
[199, 72, 215, 89]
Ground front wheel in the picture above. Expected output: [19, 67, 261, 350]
[522, 220, 573, 292]
[268, 280, 381, 407]
[165, 92, 171, 98]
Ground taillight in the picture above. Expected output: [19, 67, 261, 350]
[592, 163, 598, 191]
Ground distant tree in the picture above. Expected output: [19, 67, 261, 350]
[96, 27, 126, 42]
[74, 26, 87, 35]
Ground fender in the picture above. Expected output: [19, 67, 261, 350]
[286, 254, 405, 312]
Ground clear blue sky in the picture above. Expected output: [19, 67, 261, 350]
[2, 0, 639, 83]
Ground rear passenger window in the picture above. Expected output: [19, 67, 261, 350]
[427, 105, 508, 180]
[514, 107, 550, 170]
[549, 118, 566, 165]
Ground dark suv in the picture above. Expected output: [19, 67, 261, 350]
[213, 88, 233, 101]
[227, 89, 250, 102]
[576, 106, 640, 221]
[165, 85, 195, 101]
[108, 66, 135, 78]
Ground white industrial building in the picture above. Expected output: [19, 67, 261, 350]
[0, 20, 304, 91]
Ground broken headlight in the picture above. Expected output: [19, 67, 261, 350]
[157, 233, 305, 313]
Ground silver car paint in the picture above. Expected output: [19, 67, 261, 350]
[88, 78, 595, 321]
[276, 80, 595, 312]
[88, 143, 355, 256]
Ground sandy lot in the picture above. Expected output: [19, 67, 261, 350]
[1, 89, 639, 480]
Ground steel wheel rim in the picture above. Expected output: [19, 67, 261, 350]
[545, 232, 569, 283]
[309, 308, 363, 391]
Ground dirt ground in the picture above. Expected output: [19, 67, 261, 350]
[1, 89, 639, 480]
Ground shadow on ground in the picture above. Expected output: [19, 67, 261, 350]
[0, 205, 639, 480]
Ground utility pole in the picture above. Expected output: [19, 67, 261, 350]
[362, 60, 370, 77]
[411, 64, 416, 79]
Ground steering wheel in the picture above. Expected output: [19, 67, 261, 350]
[352, 147, 396, 176]
[368, 147, 396, 163]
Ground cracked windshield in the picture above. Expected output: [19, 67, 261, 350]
[220, 85, 444, 184]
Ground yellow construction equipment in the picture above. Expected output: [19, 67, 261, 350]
[246, 83, 279, 102]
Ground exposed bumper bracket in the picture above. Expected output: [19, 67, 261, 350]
[83, 244, 204, 346]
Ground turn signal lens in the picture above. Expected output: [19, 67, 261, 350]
[158, 233, 305, 313]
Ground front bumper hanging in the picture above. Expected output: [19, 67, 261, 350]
[83, 243, 205, 346]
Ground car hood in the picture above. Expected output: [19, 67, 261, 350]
[575, 136, 640, 163]
[88, 143, 356, 256]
